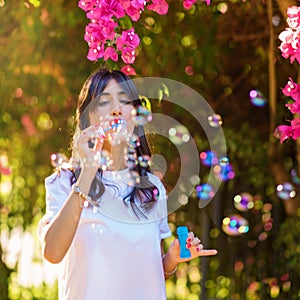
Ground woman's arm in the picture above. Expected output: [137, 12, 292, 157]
[161, 241, 178, 280]
[40, 167, 97, 264]
[40, 125, 103, 264]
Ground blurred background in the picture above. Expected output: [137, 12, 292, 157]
[1, 0, 300, 299]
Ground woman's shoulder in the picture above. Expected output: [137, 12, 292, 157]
[45, 168, 74, 186]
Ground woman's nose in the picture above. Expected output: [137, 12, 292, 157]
[111, 104, 122, 116]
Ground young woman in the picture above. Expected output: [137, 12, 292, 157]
[38, 68, 217, 300]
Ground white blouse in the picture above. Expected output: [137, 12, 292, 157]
[38, 168, 172, 300]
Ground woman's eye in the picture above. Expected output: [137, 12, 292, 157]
[98, 100, 109, 106]
[119, 99, 130, 104]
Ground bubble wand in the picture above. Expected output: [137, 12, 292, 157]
[177, 226, 191, 259]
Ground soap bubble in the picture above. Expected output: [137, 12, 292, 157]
[200, 150, 218, 166]
[213, 163, 235, 181]
[50, 153, 69, 168]
[272, 15, 280, 26]
[131, 106, 152, 126]
[168, 125, 190, 145]
[196, 183, 215, 201]
[249, 90, 267, 107]
[276, 183, 296, 200]
[208, 114, 223, 127]
[233, 193, 254, 211]
[222, 214, 249, 236]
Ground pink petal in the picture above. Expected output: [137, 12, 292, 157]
[121, 65, 136, 76]
[274, 125, 294, 143]
[104, 47, 118, 62]
[291, 117, 300, 129]
[147, 0, 168, 15]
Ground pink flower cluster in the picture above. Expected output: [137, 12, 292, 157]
[79, 0, 210, 72]
[279, 6, 300, 64]
[274, 78, 300, 143]
[78, 0, 168, 65]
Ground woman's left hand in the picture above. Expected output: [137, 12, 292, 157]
[167, 232, 218, 264]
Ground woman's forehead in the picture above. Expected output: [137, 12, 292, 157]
[103, 79, 125, 92]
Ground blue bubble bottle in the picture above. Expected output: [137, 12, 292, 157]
[177, 226, 191, 258]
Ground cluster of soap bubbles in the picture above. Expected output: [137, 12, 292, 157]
[199, 150, 235, 188]
[179, 111, 234, 208]
[216, 89, 268, 236]
[220, 192, 254, 236]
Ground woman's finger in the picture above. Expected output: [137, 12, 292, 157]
[82, 125, 105, 139]
[196, 249, 218, 256]
[187, 232, 194, 243]
[191, 237, 201, 246]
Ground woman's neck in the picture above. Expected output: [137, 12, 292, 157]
[104, 142, 128, 171]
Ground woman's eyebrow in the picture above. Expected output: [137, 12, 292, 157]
[98, 91, 128, 97]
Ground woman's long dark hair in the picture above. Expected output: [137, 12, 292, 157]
[71, 68, 158, 218]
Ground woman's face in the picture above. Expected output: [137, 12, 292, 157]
[89, 79, 135, 129]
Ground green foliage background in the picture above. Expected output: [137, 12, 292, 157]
[1, 0, 300, 299]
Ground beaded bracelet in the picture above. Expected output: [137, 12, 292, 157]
[164, 266, 178, 276]
[72, 184, 92, 208]
[162, 254, 178, 276]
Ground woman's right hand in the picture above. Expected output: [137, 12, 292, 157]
[74, 124, 105, 170]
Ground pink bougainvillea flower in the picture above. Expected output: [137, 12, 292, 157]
[116, 28, 140, 64]
[291, 118, 300, 140]
[286, 101, 300, 114]
[121, 0, 145, 21]
[121, 65, 136, 76]
[87, 45, 105, 61]
[287, 6, 300, 29]
[116, 28, 140, 50]
[278, 28, 299, 63]
[274, 125, 294, 143]
[101, 0, 125, 20]
[78, 0, 97, 12]
[104, 46, 118, 61]
[282, 77, 300, 101]
[147, 0, 169, 15]
[121, 47, 136, 64]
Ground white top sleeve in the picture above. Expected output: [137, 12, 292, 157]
[37, 169, 73, 239]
